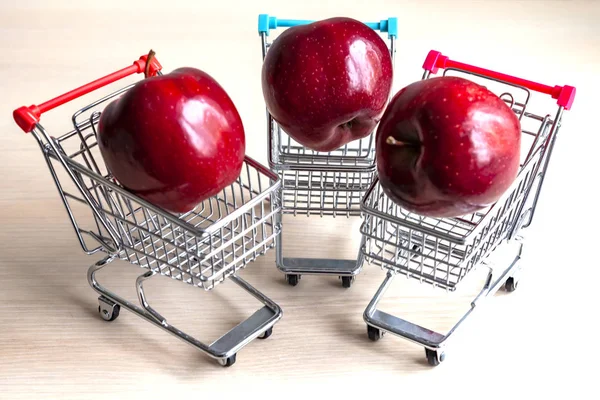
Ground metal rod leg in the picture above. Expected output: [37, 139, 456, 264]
[364, 271, 396, 322]
[275, 209, 364, 286]
[86, 256, 282, 367]
[229, 274, 282, 315]
[275, 209, 284, 269]
[363, 242, 523, 366]
[135, 270, 167, 326]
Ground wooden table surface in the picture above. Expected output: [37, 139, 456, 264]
[1, 0, 598, 398]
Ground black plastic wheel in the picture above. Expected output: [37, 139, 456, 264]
[286, 274, 300, 286]
[259, 327, 273, 340]
[341, 276, 355, 288]
[98, 304, 120, 322]
[221, 354, 236, 367]
[505, 277, 519, 292]
[367, 325, 382, 342]
[425, 348, 444, 366]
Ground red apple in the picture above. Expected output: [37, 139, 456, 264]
[97, 66, 245, 214]
[375, 76, 521, 218]
[261, 17, 393, 152]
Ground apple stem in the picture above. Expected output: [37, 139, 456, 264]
[144, 49, 156, 78]
[386, 136, 406, 146]
[386, 136, 421, 148]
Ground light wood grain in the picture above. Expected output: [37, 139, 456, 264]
[1, 0, 599, 398]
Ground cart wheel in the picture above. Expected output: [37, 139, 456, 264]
[98, 297, 120, 322]
[341, 276, 355, 288]
[219, 354, 236, 367]
[286, 274, 300, 286]
[505, 277, 519, 292]
[425, 348, 445, 366]
[367, 325, 383, 342]
[259, 327, 273, 339]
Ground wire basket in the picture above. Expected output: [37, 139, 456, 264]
[361, 112, 552, 290]
[67, 101, 280, 289]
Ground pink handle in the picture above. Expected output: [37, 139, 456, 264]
[13, 53, 163, 133]
[422, 50, 576, 110]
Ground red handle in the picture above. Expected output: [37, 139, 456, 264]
[422, 50, 576, 110]
[13, 53, 163, 133]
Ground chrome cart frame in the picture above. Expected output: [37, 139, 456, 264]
[359, 50, 576, 365]
[12, 53, 283, 367]
[258, 14, 398, 287]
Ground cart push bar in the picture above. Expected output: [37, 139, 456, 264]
[258, 14, 398, 38]
[14, 53, 163, 134]
[421, 50, 575, 109]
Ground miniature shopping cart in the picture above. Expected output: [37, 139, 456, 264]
[12, 53, 283, 367]
[258, 14, 397, 288]
[359, 50, 575, 365]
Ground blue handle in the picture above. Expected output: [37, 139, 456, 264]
[258, 14, 398, 38]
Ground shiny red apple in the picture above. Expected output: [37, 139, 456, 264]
[97, 66, 245, 214]
[376, 76, 521, 218]
[261, 17, 393, 152]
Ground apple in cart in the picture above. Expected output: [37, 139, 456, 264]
[97, 52, 245, 214]
[261, 17, 393, 152]
[375, 76, 521, 218]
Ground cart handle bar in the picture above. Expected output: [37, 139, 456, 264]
[13, 53, 163, 133]
[258, 14, 398, 38]
[422, 50, 576, 110]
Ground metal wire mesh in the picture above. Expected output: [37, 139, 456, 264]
[270, 119, 377, 217]
[360, 151, 541, 289]
[280, 168, 375, 217]
[36, 85, 281, 291]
